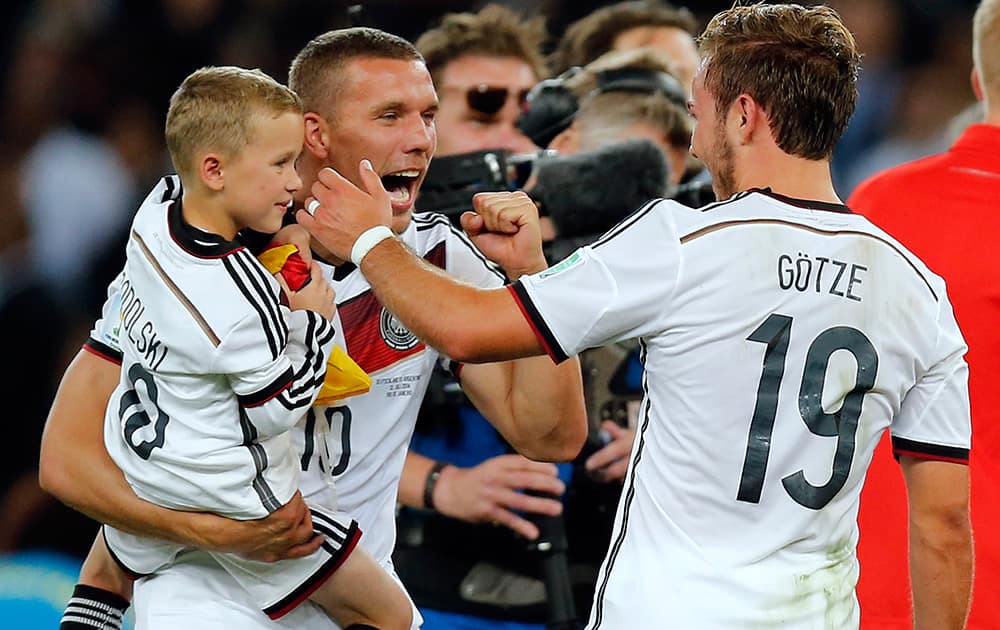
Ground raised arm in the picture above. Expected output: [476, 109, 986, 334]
[298, 164, 587, 457]
[297, 164, 549, 364]
[900, 455, 972, 630]
[38, 348, 318, 561]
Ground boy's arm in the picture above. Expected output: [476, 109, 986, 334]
[39, 348, 319, 561]
[901, 455, 972, 630]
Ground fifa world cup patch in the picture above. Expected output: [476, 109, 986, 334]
[538, 250, 584, 281]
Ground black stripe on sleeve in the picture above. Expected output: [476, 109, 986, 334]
[238, 367, 294, 407]
[892, 436, 969, 464]
[83, 338, 123, 364]
[509, 281, 569, 363]
[224, 253, 283, 359]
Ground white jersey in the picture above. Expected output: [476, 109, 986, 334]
[293, 210, 506, 563]
[512, 189, 970, 629]
[103, 176, 335, 519]
[88, 203, 505, 628]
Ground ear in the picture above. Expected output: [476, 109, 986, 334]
[971, 67, 985, 102]
[548, 123, 579, 154]
[730, 94, 763, 145]
[303, 112, 330, 160]
[200, 154, 225, 191]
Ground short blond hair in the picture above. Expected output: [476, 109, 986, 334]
[165, 66, 301, 179]
[974, 0, 1000, 101]
[288, 28, 421, 121]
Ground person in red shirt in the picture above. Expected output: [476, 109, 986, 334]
[848, 1, 1000, 627]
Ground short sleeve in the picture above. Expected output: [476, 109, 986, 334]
[85, 271, 126, 361]
[512, 200, 682, 362]
[891, 291, 971, 463]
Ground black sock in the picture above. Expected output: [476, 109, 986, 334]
[60, 584, 130, 629]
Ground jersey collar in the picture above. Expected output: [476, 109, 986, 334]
[168, 198, 243, 258]
[749, 188, 852, 214]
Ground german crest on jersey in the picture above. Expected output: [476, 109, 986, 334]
[379, 307, 419, 351]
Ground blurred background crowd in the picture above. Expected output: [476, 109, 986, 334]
[0, 0, 983, 627]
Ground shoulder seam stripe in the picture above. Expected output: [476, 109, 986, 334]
[591, 199, 660, 250]
[414, 216, 507, 282]
[133, 230, 221, 346]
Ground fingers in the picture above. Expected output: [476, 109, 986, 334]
[276, 535, 324, 561]
[496, 487, 563, 517]
[314, 165, 352, 192]
[273, 271, 291, 295]
[501, 470, 566, 496]
[600, 458, 629, 482]
[357, 159, 388, 202]
[460, 211, 485, 236]
[295, 207, 317, 231]
[586, 423, 634, 477]
[489, 507, 541, 540]
[472, 191, 537, 234]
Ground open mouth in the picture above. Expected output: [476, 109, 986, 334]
[381, 170, 420, 208]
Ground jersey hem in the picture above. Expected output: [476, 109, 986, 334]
[263, 521, 362, 619]
[891, 436, 969, 464]
[84, 339, 123, 365]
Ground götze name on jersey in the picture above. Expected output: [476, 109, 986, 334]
[777, 252, 867, 302]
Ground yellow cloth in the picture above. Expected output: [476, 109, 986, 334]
[257, 244, 371, 405]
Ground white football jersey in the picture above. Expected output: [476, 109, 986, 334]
[512, 189, 970, 629]
[292, 210, 506, 564]
[88, 195, 505, 628]
[102, 176, 335, 519]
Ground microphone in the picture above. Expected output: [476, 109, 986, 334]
[528, 139, 670, 240]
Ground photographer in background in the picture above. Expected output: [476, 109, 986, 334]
[529, 47, 707, 248]
[395, 6, 572, 630]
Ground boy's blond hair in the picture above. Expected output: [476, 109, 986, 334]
[165, 66, 302, 179]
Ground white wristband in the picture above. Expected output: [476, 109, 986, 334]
[351, 225, 395, 266]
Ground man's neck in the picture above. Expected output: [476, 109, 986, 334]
[735, 152, 841, 205]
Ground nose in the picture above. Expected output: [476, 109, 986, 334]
[403, 114, 434, 154]
[287, 166, 303, 192]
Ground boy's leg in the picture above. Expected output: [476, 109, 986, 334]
[309, 544, 414, 630]
[61, 529, 131, 629]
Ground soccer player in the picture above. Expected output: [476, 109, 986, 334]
[848, 0, 1000, 626]
[298, 5, 973, 629]
[39, 28, 586, 630]
[63, 65, 412, 630]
